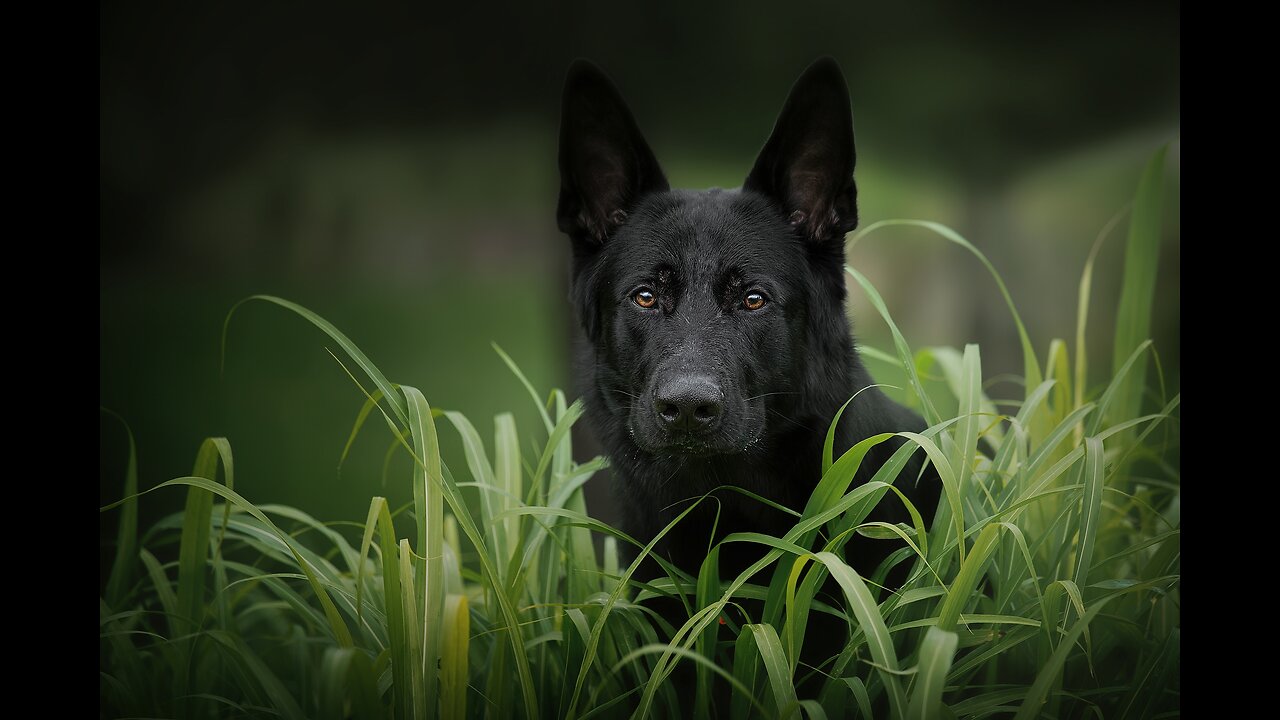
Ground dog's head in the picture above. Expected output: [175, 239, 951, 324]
[558, 58, 860, 458]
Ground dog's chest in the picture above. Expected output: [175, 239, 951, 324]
[654, 473, 813, 577]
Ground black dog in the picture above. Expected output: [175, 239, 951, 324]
[556, 57, 940, 667]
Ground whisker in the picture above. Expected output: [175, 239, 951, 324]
[658, 458, 687, 493]
[744, 391, 800, 402]
[765, 407, 819, 434]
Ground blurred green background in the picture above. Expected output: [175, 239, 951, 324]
[100, 2, 1179, 585]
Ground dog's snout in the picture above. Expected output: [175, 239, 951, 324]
[653, 376, 722, 432]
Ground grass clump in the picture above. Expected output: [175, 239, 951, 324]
[100, 148, 1178, 719]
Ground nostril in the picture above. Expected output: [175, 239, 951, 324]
[694, 404, 719, 422]
[658, 402, 680, 423]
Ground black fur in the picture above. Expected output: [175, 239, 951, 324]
[556, 57, 941, 658]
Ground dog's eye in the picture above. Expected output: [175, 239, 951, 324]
[743, 292, 767, 311]
[634, 288, 657, 308]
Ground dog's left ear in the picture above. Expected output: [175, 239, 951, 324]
[744, 57, 858, 242]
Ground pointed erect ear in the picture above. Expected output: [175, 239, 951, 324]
[557, 60, 669, 246]
[743, 57, 858, 242]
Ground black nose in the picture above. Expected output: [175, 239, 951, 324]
[654, 376, 723, 432]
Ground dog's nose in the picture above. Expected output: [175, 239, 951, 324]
[654, 376, 722, 432]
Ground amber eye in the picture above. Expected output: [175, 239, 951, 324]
[634, 288, 657, 308]
[743, 292, 767, 311]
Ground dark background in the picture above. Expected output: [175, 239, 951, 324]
[100, 2, 1180, 579]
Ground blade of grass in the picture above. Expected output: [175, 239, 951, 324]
[732, 621, 763, 720]
[845, 266, 940, 424]
[815, 551, 906, 720]
[494, 412, 522, 568]
[355, 499, 383, 637]
[138, 549, 179, 622]
[848, 220, 1042, 399]
[102, 408, 139, 608]
[935, 523, 1002, 632]
[375, 500, 408, 720]
[223, 295, 408, 426]
[906, 626, 958, 720]
[398, 539, 428, 720]
[748, 623, 800, 718]
[443, 410, 501, 569]
[1111, 146, 1168, 426]
[1075, 207, 1128, 418]
[1072, 437, 1106, 591]
[176, 439, 220, 638]
[493, 342, 554, 434]
[440, 593, 470, 720]
[952, 344, 982, 500]
[339, 387, 387, 472]
[693, 546, 722, 720]
[403, 387, 443, 720]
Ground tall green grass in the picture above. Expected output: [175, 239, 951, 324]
[100, 149, 1178, 719]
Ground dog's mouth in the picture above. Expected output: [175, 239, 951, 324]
[660, 437, 724, 458]
[629, 425, 720, 457]
[629, 416, 764, 458]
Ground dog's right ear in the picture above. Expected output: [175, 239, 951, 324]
[557, 60, 669, 248]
